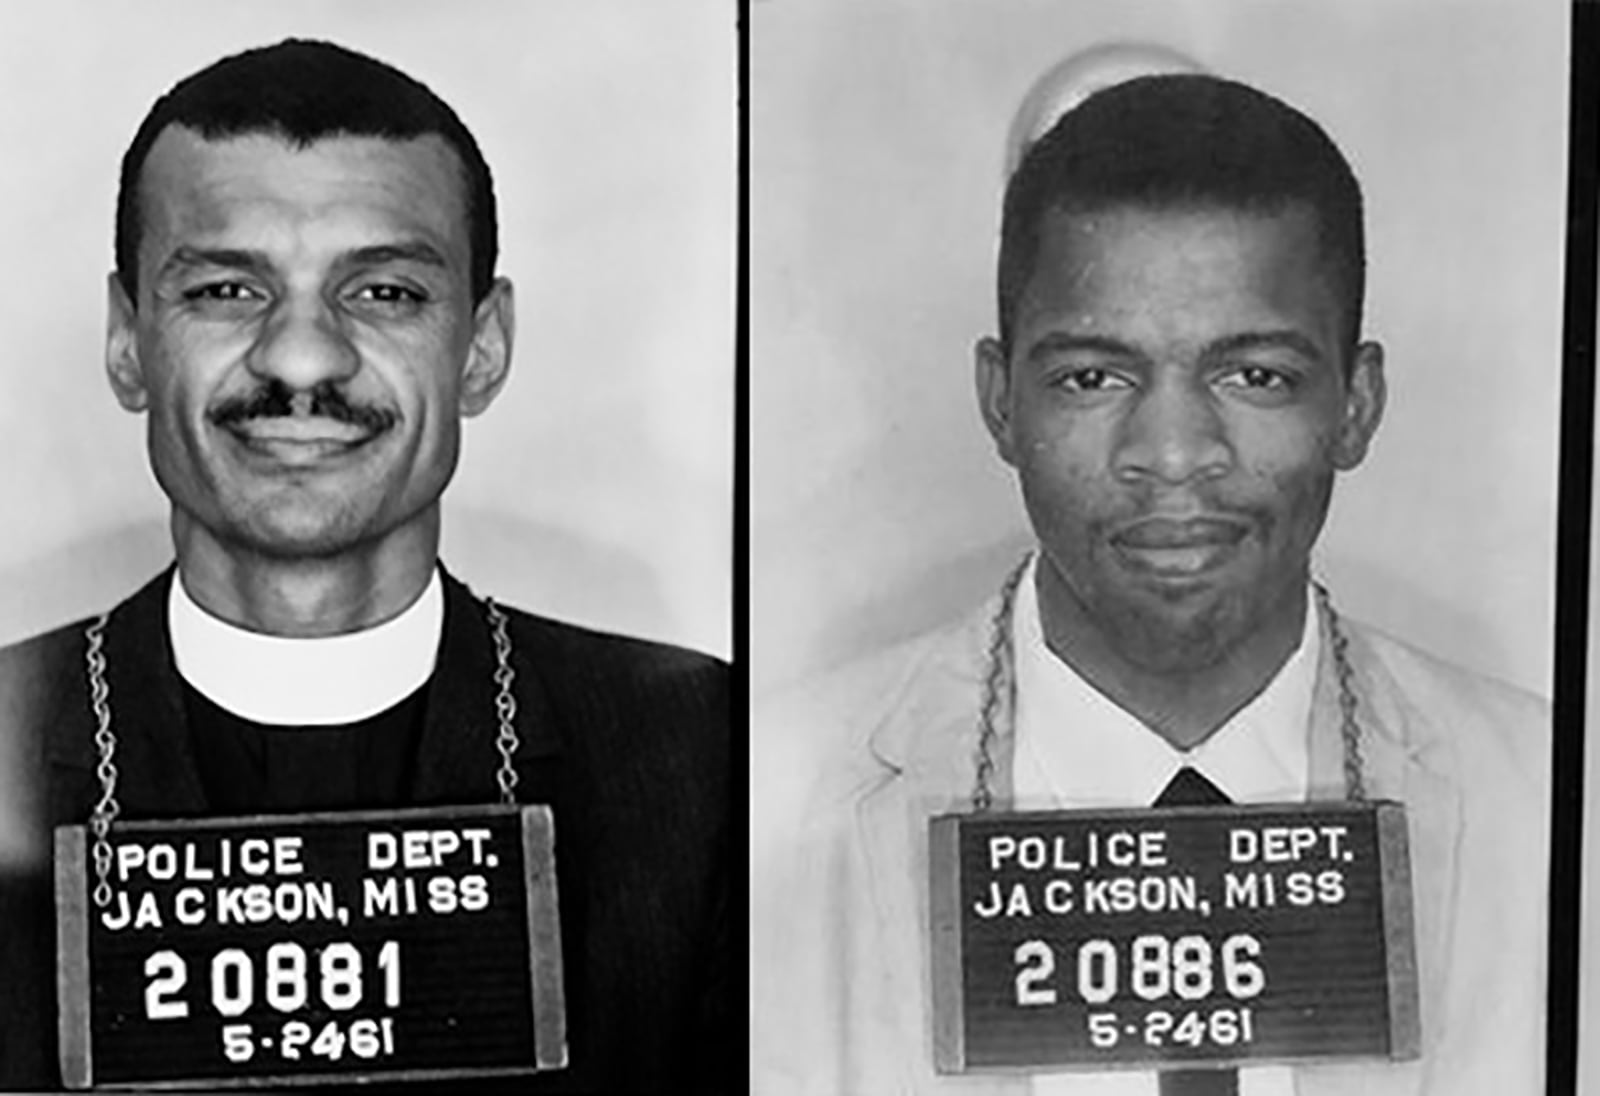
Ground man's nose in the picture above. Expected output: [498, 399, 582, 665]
[244, 296, 360, 397]
[1111, 376, 1234, 485]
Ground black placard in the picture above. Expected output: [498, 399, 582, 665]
[929, 801, 1416, 1073]
[56, 804, 565, 1089]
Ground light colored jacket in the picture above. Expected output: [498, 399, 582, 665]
[751, 594, 1548, 1095]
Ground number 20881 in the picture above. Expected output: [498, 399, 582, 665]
[1013, 933, 1266, 1008]
[144, 939, 403, 1020]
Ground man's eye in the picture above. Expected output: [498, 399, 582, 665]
[1058, 368, 1130, 393]
[354, 284, 426, 304]
[184, 282, 259, 302]
[1220, 365, 1293, 391]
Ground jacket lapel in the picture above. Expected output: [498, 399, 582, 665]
[410, 569, 564, 806]
[1297, 605, 1461, 1096]
[855, 601, 1031, 1094]
[50, 566, 210, 819]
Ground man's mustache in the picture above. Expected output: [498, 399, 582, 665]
[209, 380, 397, 434]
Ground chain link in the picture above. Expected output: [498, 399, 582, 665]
[972, 558, 1367, 810]
[484, 598, 521, 805]
[84, 613, 118, 908]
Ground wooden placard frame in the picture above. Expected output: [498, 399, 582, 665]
[55, 803, 566, 1090]
[930, 800, 1419, 1074]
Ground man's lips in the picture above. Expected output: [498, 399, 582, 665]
[1114, 517, 1249, 549]
[1110, 517, 1250, 576]
[220, 416, 384, 461]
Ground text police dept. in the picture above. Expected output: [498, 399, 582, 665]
[973, 824, 1353, 919]
[98, 826, 498, 931]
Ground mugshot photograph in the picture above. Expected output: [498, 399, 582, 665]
[751, 2, 1562, 1094]
[0, 5, 733, 1093]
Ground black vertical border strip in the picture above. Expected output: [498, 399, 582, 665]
[734, 0, 752, 1092]
[1550, 3, 1598, 1093]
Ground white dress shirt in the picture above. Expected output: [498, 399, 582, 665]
[1012, 554, 1317, 1096]
[168, 568, 443, 726]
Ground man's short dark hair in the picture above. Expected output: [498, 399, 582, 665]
[997, 73, 1365, 355]
[115, 38, 497, 306]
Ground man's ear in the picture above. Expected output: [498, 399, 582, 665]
[105, 272, 149, 412]
[1331, 340, 1386, 471]
[975, 335, 1020, 467]
[460, 276, 515, 417]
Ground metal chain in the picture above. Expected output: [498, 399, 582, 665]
[484, 598, 521, 805]
[972, 558, 1030, 813]
[971, 559, 1367, 810]
[1313, 580, 1367, 801]
[79, 592, 526, 910]
[84, 613, 118, 909]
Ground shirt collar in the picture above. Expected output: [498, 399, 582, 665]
[168, 568, 444, 726]
[1012, 553, 1318, 807]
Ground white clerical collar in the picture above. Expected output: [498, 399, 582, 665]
[168, 568, 444, 726]
[1012, 551, 1318, 809]
[1014, 552, 1313, 1096]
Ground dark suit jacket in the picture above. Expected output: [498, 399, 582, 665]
[0, 567, 730, 1092]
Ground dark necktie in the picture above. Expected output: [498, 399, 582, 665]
[1153, 766, 1231, 808]
[1153, 766, 1239, 1096]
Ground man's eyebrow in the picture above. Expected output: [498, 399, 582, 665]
[1203, 330, 1326, 364]
[155, 246, 272, 282]
[341, 242, 451, 269]
[1024, 332, 1142, 363]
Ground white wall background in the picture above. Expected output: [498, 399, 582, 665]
[0, 0, 733, 660]
[753, 0, 1566, 700]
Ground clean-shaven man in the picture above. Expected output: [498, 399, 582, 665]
[752, 73, 1546, 1096]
